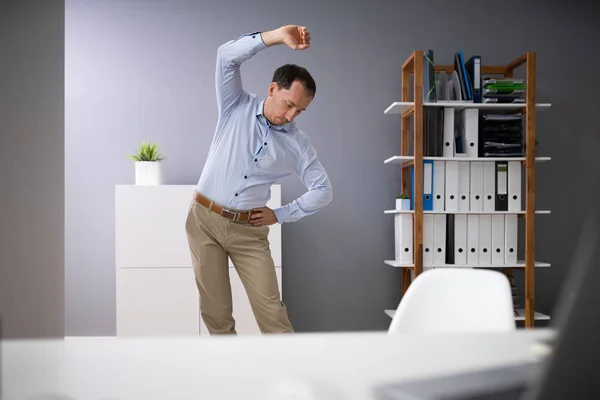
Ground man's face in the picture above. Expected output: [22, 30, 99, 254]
[267, 80, 313, 126]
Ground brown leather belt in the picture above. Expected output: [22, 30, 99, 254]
[193, 191, 255, 223]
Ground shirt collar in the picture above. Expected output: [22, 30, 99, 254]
[256, 99, 290, 132]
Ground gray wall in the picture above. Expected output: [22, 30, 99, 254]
[0, 0, 65, 338]
[65, 0, 600, 335]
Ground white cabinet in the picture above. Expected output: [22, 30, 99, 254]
[116, 267, 199, 336]
[115, 184, 282, 336]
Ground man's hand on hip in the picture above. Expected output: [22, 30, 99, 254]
[261, 25, 311, 50]
[250, 207, 278, 226]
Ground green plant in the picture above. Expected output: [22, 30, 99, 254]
[396, 194, 409, 199]
[129, 141, 164, 162]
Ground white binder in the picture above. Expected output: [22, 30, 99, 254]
[467, 215, 479, 265]
[433, 160, 445, 211]
[433, 214, 447, 265]
[394, 214, 413, 264]
[479, 214, 492, 265]
[504, 215, 518, 264]
[508, 161, 522, 211]
[470, 161, 484, 212]
[491, 214, 505, 265]
[458, 161, 470, 212]
[483, 162, 495, 212]
[459, 108, 479, 158]
[454, 214, 467, 265]
[445, 161, 459, 211]
[443, 108, 455, 157]
[423, 214, 435, 266]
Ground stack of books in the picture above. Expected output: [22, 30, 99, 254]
[478, 112, 524, 157]
[482, 77, 525, 104]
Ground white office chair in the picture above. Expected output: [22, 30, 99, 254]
[388, 269, 516, 334]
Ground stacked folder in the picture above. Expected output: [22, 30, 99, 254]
[479, 112, 524, 157]
[419, 106, 478, 159]
[482, 78, 526, 104]
[395, 106, 522, 267]
[430, 49, 481, 103]
[397, 157, 522, 267]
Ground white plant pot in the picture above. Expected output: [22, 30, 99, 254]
[135, 161, 164, 185]
[396, 198, 411, 210]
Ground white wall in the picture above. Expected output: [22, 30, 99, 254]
[0, 0, 65, 338]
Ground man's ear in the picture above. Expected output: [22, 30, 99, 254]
[268, 82, 279, 96]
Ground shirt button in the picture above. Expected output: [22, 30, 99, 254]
[235, 193, 238, 196]
[244, 175, 247, 179]
[264, 142, 267, 145]
[252, 35, 256, 38]
[254, 158, 258, 162]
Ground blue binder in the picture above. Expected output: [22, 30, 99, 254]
[410, 161, 434, 211]
[466, 55, 482, 103]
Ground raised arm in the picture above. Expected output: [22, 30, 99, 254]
[215, 26, 311, 116]
[215, 32, 265, 116]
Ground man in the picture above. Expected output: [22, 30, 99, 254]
[185, 25, 333, 335]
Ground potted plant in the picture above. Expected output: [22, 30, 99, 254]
[396, 194, 411, 210]
[129, 141, 165, 185]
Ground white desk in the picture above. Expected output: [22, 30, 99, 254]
[3, 329, 554, 400]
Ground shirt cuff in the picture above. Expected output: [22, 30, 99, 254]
[236, 31, 267, 49]
[273, 205, 291, 224]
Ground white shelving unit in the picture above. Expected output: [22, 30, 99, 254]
[384, 50, 551, 328]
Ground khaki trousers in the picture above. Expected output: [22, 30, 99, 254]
[185, 198, 294, 334]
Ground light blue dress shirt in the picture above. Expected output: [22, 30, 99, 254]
[196, 32, 333, 224]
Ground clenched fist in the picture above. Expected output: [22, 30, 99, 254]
[261, 25, 311, 50]
[280, 25, 311, 50]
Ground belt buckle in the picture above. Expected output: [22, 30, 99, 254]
[220, 208, 237, 220]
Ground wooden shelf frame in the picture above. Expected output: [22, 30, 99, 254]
[397, 51, 540, 328]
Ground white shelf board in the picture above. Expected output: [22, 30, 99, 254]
[384, 101, 551, 115]
[384, 102, 414, 114]
[384, 309, 550, 321]
[514, 309, 551, 321]
[384, 260, 551, 268]
[384, 210, 551, 215]
[384, 156, 551, 164]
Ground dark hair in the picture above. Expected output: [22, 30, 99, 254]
[271, 64, 316, 97]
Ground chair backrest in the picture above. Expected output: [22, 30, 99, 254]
[388, 269, 516, 334]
